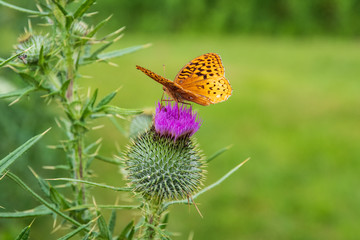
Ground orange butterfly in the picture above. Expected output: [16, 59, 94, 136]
[136, 53, 232, 106]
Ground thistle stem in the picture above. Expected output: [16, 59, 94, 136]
[143, 202, 163, 239]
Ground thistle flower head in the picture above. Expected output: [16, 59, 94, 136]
[124, 102, 205, 203]
[154, 102, 201, 140]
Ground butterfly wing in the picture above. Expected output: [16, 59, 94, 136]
[136, 65, 212, 106]
[174, 53, 232, 104]
[136, 65, 174, 87]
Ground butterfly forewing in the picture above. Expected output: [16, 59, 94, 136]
[136, 65, 174, 88]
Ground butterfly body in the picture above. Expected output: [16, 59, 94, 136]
[136, 53, 232, 106]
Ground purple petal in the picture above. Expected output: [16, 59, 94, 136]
[154, 102, 201, 140]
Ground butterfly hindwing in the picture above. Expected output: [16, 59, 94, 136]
[180, 76, 232, 104]
[174, 53, 231, 104]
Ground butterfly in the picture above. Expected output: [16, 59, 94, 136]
[136, 53, 232, 106]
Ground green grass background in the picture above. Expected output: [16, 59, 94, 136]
[1, 23, 360, 240]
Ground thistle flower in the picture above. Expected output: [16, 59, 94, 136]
[124, 102, 205, 203]
[154, 102, 201, 140]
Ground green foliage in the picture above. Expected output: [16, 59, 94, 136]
[0, 129, 49, 174]
[92, 0, 360, 36]
[14, 223, 31, 240]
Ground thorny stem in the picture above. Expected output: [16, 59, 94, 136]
[63, 31, 87, 207]
[143, 202, 163, 239]
[65, 34, 74, 101]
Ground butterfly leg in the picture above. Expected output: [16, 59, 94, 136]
[160, 91, 166, 109]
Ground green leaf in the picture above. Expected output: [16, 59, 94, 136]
[57, 220, 93, 240]
[0, 129, 50, 174]
[38, 45, 45, 68]
[81, 89, 98, 119]
[99, 106, 143, 116]
[206, 145, 232, 163]
[19, 72, 39, 86]
[0, 205, 52, 218]
[51, 0, 68, 17]
[86, 15, 111, 39]
[97, 44, 151, 61]
[65, 204, 139, 211]
[118, 220, 134, 240]
[15, 224, 31, 240]
[60, 79, 71, 97]
[88, 42, 113, 60]
[89, 89, 98, 108]
[0, 87, 37, 100]
[108, 210, 116, 235]
[6, 172, 82, 227]
[159, 213, 169, 230]
[29, 167, 50, 197]
[73, 0, 96, 19]
[49, 186, 71, 209]
[47, 178, 130, 192]
[0, 48, 30, 67]
[97, 213, 111, 240]
[0, 0, 49, 16]
[95, 91, 117, 110]
[163, 158, 250, 209]
[95, 154, 122, 165]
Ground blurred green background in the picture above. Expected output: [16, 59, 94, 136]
[1, 0, 360, 239]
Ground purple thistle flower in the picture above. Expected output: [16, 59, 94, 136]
[154, 102, 201, 140]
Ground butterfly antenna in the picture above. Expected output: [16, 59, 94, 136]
[163, 64, 166, 78]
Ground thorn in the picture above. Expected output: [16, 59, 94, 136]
[41, 127, 52, 136]
[84, 11, 98, 17]
[113, 33, 124, 42]
[28, 166, 39, 178]
[0, 170, 9, 181]
[92, 125, 104, 130]
[87, 87, 91, 98]
[189, 194, 203, 218]
[143, 43, 152, 48]
[108, 61, 118, 67]
[92, 196, 98, 209]
[29, 218, 36, 227]
[43, 166, 56, 170]
[51, 222, 62, 234]
[54, 118, 61, 128]
[9, 97, 20, 106]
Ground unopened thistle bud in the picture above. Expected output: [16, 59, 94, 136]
[15, 33, 52, 64]
[124, 102, 205, 203]
[71, 21, 90, 36]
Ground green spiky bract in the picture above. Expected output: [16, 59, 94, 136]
[124, 127, 206, 204]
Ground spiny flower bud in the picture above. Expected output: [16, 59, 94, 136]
[15, 33, 52, 64]
[71, 21, 90, 36]
[124, 102, 205, 203]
